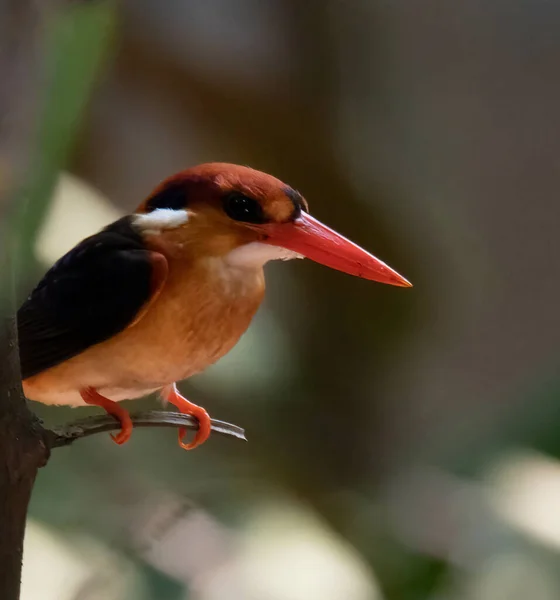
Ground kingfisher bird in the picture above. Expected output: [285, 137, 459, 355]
[18, 163, 411, 450]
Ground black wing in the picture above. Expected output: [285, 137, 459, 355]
[18, 216, 160, 379]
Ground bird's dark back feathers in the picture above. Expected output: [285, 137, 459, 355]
[18, 216, 155, 379]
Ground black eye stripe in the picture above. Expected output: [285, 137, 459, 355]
[145, 182, 187, 212]
[284, 186, 306, 219]
[223, 192, 266, 224]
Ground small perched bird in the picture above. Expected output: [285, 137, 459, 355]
[18, 163, 411, 450]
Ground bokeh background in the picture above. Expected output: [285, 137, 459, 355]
[3, 1, 560, 598]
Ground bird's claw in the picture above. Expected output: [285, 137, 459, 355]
[162, 384, 211, 450]
[81, 387, 133, 445]
[110, 428, 132, 445]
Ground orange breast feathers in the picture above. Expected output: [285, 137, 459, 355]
[23, 254, 265, 406]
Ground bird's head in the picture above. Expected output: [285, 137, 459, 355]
[134, 163, 411, 287]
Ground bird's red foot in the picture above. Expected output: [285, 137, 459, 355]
[80, 387, 132, 445]
[162, 384, 211, 450]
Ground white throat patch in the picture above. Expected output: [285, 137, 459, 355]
[133, 209, 189, 235]
[225, 242, 304, 269]
[205, 242, 303, 297]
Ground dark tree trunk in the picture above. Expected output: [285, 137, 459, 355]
[0, 318, 48, 598]
[0, 2, 61, 596]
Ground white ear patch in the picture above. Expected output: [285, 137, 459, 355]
[225, 242, 304, 268]
[133, 209, 189, 235]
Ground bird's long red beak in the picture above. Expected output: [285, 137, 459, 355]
[255, 212, 412, 287]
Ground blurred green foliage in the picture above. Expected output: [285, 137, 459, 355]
[12, 1, 115, 298]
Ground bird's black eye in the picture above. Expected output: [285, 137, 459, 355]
[223, 192, 266, 223]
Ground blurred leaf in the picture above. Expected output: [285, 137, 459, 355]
[129, 558, 185, 600]
[11, 0, 116, 298]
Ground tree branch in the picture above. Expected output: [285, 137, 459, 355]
[0, 319, 49, 600]
[0, 2, 64, 597]
[47, 410, 247, 448]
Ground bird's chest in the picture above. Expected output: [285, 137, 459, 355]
[106, 260, 264, 386]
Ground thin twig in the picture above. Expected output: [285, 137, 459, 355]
[47, 410, 247, 448]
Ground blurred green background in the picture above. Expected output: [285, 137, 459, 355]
[4, 1, 560, 598]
